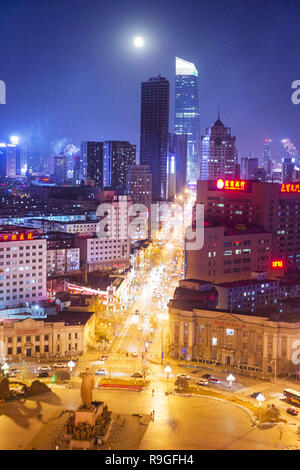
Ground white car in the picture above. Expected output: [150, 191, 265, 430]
[53, 363, 67, 368]
[38, 365, 51, 371]
[95, 368, 108, 376]
[131, 351, 138, 357]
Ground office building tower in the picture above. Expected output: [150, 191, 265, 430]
[262, 139, 272, 176]
[0, 229, 47, 309]
[79, 141, 103, 185]
[54, 154, 67, 184]
[240, 157, 259, 180]
[282, 157, 294, 183]
[175, 57, 200, 183]
[127, 164, 152, 240]
[103, 141, 136, 191]
[140, 75, 169, 201]
[168, 133, 187, 194]
[200, 115, 236, 180]
[196, 179, 300, 274]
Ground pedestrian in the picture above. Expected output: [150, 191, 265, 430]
[152, 409, 155, 421]
[152, 389, 154, 396]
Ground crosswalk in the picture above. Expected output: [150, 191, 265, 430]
[106, 354, 134, 361]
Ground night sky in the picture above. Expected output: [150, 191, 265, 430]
[0, 0, 299, 159]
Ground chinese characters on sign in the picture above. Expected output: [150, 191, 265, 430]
[216, 179, 246, 191]
[280, 183, 300, 193]
[0, 233, 34, 242]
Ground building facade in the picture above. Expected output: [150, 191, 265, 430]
[0, 314, 95, 360]
[103, 140, 136, 191]
[0, 232, 47, 309]
[196, 180, 300, 274]
[174, 57, 200, 183]
[140, 75, 169, 200]
[168, 133, 187, 195]
[79, 141, 103, 185]
[169, 304, 300, 377]
[200, 117, 236, 180]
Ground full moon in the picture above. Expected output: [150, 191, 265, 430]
[133, 36, 144, 48]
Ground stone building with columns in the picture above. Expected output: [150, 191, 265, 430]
[0, 311, 95, 361]
[169, 298, 300, 377]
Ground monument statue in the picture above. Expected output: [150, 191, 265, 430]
[79, 368, 95, 408]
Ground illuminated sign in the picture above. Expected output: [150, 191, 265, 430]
[0, 233, 34, 242]
[216, 179, 246, 191]
[272, 260, 283, 269]
[280, 183, 300, 193]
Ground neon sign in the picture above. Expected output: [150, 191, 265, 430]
[280, 183, 300, 193]
[272, 260, 283, 269]
[216, 179, 246, 191]
[0, 233, 34, 242]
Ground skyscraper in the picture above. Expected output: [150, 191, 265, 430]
[200, 115, 236, 180]
[175, 57, 200, 183]
[168, 133, 187, 195]
[54, 154, 67, 183]
[103, 140, 136, 191]
[80, 141, 103, 186]
[262, 139, 272, 177]
[140, 75, 169, 201]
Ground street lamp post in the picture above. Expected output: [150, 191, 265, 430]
[256, 393, 265, 424]
[164, 364, 172, 394]
[226, 373, 235, 389]
[68, 360, 75, 374]
[1, 363, 9, 375]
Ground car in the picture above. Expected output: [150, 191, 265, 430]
[38, 371, 49, 378]
[137, 327, 142, 331]
[201, 374, 212, 379]
[95, 368, 108, 376]
[10, 368, 20, 373]
[176, 374, 191, 380]
[100, 355, 108, 361]
[131, 352, 138, 357]
[250, 392, 262, 399]
[134, 310, 140, 316]
[195, 378, 208, 386]
[208, 377, 220, 384]
[38, 365, 51, 371]
[131, 372, 143, 378]
[287, 407, 299, 416]
[53, 363, 67, 368]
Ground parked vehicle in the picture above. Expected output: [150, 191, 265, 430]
[176, 374, 190, 380]
[287, 406, 299, 416]
[38, 371, 49, 378]
[251, 392, 262, 399]
[95, 368, 108, 376]
[131, 372, 143, 378]
[38, 365, 51, 371]
[53, 363, 67, 368]
[195, 378, 209, 386]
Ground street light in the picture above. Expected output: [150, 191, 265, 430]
[1, 363, 9, 375]
[68, 360, 75, 373]
[226, 374, 235, 389]
[256, 393, 265, 424]
[164, 364, 172, 394]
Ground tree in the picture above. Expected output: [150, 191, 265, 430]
[139, 363, 151, 383]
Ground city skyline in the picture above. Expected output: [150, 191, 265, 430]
[0, 0, 299, 160]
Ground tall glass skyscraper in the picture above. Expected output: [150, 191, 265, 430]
[175, 57, 200, 183]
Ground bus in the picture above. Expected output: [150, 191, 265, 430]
[283, 389, 300, 406]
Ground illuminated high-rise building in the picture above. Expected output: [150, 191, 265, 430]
[200, 115, 236, 180]
[80, 141, 103, 185]
[262, 139, 272, 177]
[168, 133, 187, 195]
[140, 75, 169, 201]
[175, 57, 200, 183]
[103, 140, 136, 191]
